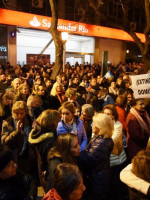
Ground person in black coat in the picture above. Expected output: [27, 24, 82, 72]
[28, 109, 61, 191]
[78, 113, 114, 200]
[0, 145, 33, 200]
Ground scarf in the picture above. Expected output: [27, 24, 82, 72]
[130, 107, 150, 135]
[62, 118, 78, 136]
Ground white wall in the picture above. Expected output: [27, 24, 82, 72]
[94, 38, 126, 65]
[17, 28, 95, 66]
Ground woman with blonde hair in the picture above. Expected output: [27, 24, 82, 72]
[55, 83, 65, 105]
[28, 109, 61, 191]
[79, 113, 114, 200]
[27, 94, 43, 121]
[64, 88, 80, 107]
[31, 83, 39, 95]
[13, 82, 30, 103]
[1, 101, 33, 172]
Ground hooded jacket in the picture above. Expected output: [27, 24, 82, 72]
[28, 126, 56, 190]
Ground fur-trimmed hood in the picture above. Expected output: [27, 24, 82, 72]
[28, 128, 54, 144]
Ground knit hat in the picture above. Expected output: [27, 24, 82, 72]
[0, 145, 15, 172]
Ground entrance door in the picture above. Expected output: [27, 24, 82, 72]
[66, 55, 84, 65]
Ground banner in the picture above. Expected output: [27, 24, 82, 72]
[27, 54, 50, 65]
[130, 74, 150, 99]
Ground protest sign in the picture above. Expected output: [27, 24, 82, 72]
[130, 74, 150, 99]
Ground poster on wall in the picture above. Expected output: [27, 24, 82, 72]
[27, 54, 50, 65]
[130, 74, 150, 99]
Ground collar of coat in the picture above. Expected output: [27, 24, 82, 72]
[28, 128, 54, 144]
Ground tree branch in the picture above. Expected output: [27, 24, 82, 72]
[144, 0, 150, 55]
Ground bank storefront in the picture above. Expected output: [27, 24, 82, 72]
[0, 8, 145, 66]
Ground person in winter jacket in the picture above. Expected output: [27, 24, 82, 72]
[0, 145, 34, 200]
[46, 133, 80, 192]
[28, 109, 61, 191]
[79, 113, 114, 200]
[126, 98, 150, 161]
[57, 102, 87, 151]
[102, 104, 128, 200]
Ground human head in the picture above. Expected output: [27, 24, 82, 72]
[34, 77, 42, 85]
[0, 145, 17, 180]
[32, 84, 39, 95]
[132, 149, 150, 182]
[92, 113, 113, 137]
[45, 79, 53, 88]
[90, 85, 100, 95]
[53, 163, 85, 200]
[115, 95, 127, 108]
[56, 83, 64, 93]
[72, 77, 79, 85]
[102, 104, 118, 121]
[75, 107, 81, 117]
[36, 109, 60, 133]
[17, 82, 30, 96]
[123, 89, 134, 104]
[110, 81, 116, 89]
[37, 85, 45, 96]
[0, 74, 6, 82]
[59, 101, 75, 123]
[12, 78, 22, 91]
[132, 98, 145, 112]
[123, 74, 129, 81]
[76, 86, 86, 96]
[1, 93, 11, 106]
[27, 94, 42, 107]
[116, 77, 123, 87]
[56, 75, 62, 83]
[12, 101, 28, 121]
[65, 88, 77, 101]
[81, 104, 94, 119]
[90, 77, 97, 87]
[97, 88, 108, 98]
[57, 133, 80, 162]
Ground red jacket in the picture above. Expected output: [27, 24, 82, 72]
[116, 106, 127, 133]
[126, 111, 149, 161]
[42, 189, 63, 200]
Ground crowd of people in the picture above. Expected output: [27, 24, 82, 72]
[0, 60, 150, 200]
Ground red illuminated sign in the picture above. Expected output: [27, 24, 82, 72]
[0, 8, 145, 42]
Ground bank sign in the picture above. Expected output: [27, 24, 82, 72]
[0, 8, 145, 42]
[130, 74, 150, 99]
[29, 16, 88, 33]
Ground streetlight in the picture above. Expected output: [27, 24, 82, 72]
[61, 32, 68, 72]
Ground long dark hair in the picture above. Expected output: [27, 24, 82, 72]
[48, 133, 77, 164]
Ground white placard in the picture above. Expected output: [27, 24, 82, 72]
[130, 74, 150, 99]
